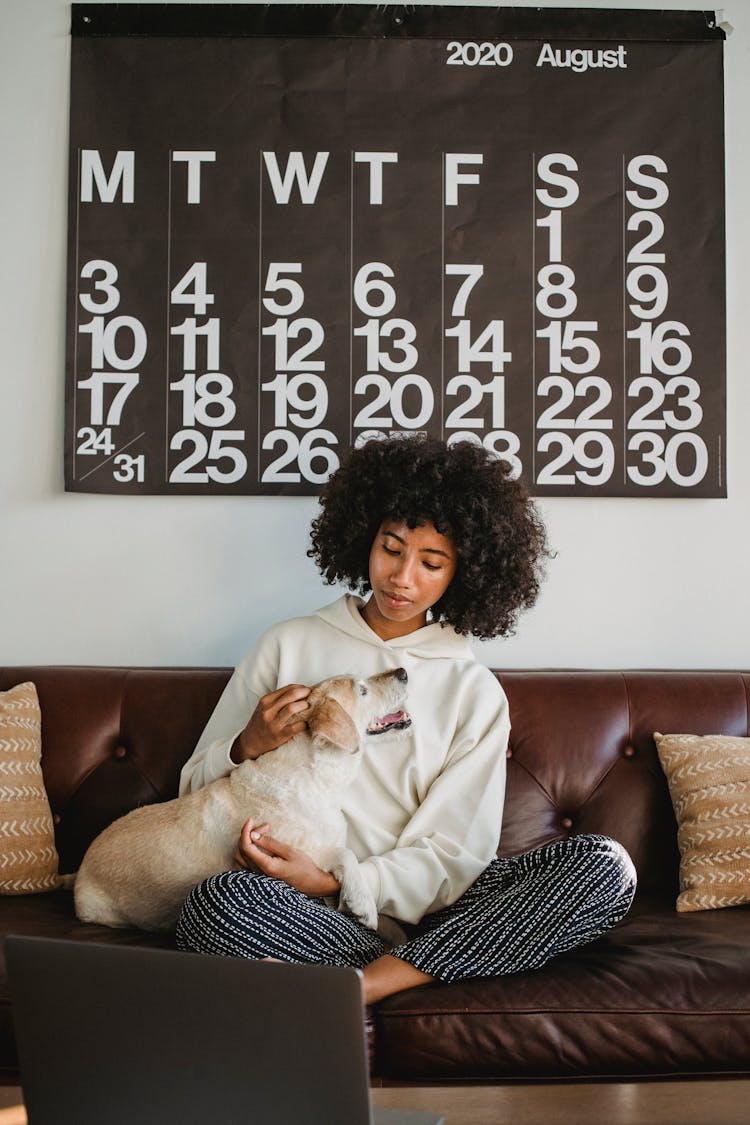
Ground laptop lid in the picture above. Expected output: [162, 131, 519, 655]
[6, 936, 442, 1125]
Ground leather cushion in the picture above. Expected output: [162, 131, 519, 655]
[374, 898, 750, 1080]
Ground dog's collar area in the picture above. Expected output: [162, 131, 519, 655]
[366, 710, 412, 736]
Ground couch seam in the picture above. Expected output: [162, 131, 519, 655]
[570, 674, 634, 813]
[53, 668, 142, 818]
[508, 755, 558, 808]
[118, 669, 172, 799]
[378, 1007, 750, 1018]
[622, 670, 633, 753]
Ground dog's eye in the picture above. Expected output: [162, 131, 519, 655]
[358, 683, 368, 696]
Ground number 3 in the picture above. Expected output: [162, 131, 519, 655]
[79, 260, 120, 315]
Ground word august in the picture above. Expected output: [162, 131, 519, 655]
[536, 44, 627, 73]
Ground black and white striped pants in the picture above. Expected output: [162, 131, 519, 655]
[176, 834, 636, 982]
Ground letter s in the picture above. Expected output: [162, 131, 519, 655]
[536, 153, 579, 209]
[626, 156, 669, 210]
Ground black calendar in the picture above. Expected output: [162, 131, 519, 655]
[65, 5, 726, 496]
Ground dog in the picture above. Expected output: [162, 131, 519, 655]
[73, 668, 411, 933]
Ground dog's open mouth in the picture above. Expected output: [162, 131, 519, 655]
[367, 710, 412, 736]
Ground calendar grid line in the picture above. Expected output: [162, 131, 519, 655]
[350, 151, 354, 443]
[257, 151, 263, 481]
[531, 151, 536, 485]
[72, 149, 81, 480]
[165, 152, 173, 482]
[441, 152, 445, 436]
[622, 153, 627, 486]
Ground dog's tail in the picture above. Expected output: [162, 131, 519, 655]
[59, 872, 77, 891]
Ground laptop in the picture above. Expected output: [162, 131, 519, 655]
[6, 936, 443, 1125]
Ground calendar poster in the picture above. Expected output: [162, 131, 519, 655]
[65, 5, 726, 496]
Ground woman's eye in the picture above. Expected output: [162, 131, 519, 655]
[382, 545, 399, 556]
[423, 562, 440, 572]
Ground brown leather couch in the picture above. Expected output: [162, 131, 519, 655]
[1, 665, 749, 1085]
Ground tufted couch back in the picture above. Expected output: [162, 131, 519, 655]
[499, 671, 750, 900]
[0, 666, 229, 878]
[1, 666, 748, 902]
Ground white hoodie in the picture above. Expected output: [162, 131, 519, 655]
[180, 595, 509, 924]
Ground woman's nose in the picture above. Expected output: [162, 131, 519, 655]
[392, 554, 416, 586]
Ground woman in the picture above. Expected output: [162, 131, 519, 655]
[177, 436, 636, 1004]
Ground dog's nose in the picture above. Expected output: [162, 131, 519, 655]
[394, 667, 408, 683]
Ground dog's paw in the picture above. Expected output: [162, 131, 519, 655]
[328, 848, 379, 931]
[343, 887, 378, 931]
[347, 895, 378, 931]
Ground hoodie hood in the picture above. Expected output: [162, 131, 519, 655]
[314, 594, 476, 662]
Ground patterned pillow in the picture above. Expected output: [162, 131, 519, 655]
[654, 731, 750, 912]
[0, 681, 61, 894]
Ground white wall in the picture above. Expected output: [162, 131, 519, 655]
[1, 0, 748, 670]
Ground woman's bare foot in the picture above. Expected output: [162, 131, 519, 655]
[360, 954, 433, 1005]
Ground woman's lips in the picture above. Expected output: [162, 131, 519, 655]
[383, 591, 412, 608]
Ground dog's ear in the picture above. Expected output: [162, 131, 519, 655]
[307, 698, 360, 753]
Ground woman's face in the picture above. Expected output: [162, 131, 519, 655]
[361, 519, 458, 641]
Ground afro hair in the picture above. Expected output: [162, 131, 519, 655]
[308, 436, 551, 640]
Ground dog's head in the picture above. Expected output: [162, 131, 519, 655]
[305, 669, 411, 754]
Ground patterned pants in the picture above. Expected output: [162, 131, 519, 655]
[176, 834, 636, 983]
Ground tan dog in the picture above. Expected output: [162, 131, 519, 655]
[73, 669, 410, 933]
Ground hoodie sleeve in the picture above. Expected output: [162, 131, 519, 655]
[178, 632, 282, 795]
[355, 669, 509, 924]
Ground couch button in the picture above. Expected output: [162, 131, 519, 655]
[561, 816, 573, 830]
[624, 746, 635, 758]
[114, 746, 127, 759]
[53, 813, 61, 826]
[506, 748, 513, 758]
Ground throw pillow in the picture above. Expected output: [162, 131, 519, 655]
[654, 731, 750, 912]
[0, 681, 61, 894]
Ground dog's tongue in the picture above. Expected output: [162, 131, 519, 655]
[367, 709, 411, 734]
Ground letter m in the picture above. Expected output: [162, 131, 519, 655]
[80, 150, 135, 203]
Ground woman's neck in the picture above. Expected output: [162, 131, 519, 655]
[359, 596, 428, 641]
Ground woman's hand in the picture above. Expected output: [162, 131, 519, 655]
[231, 683, 311, 763]
[234, 818, 341, 898]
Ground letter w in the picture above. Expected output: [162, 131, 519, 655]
[262, 152, 329, 204]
